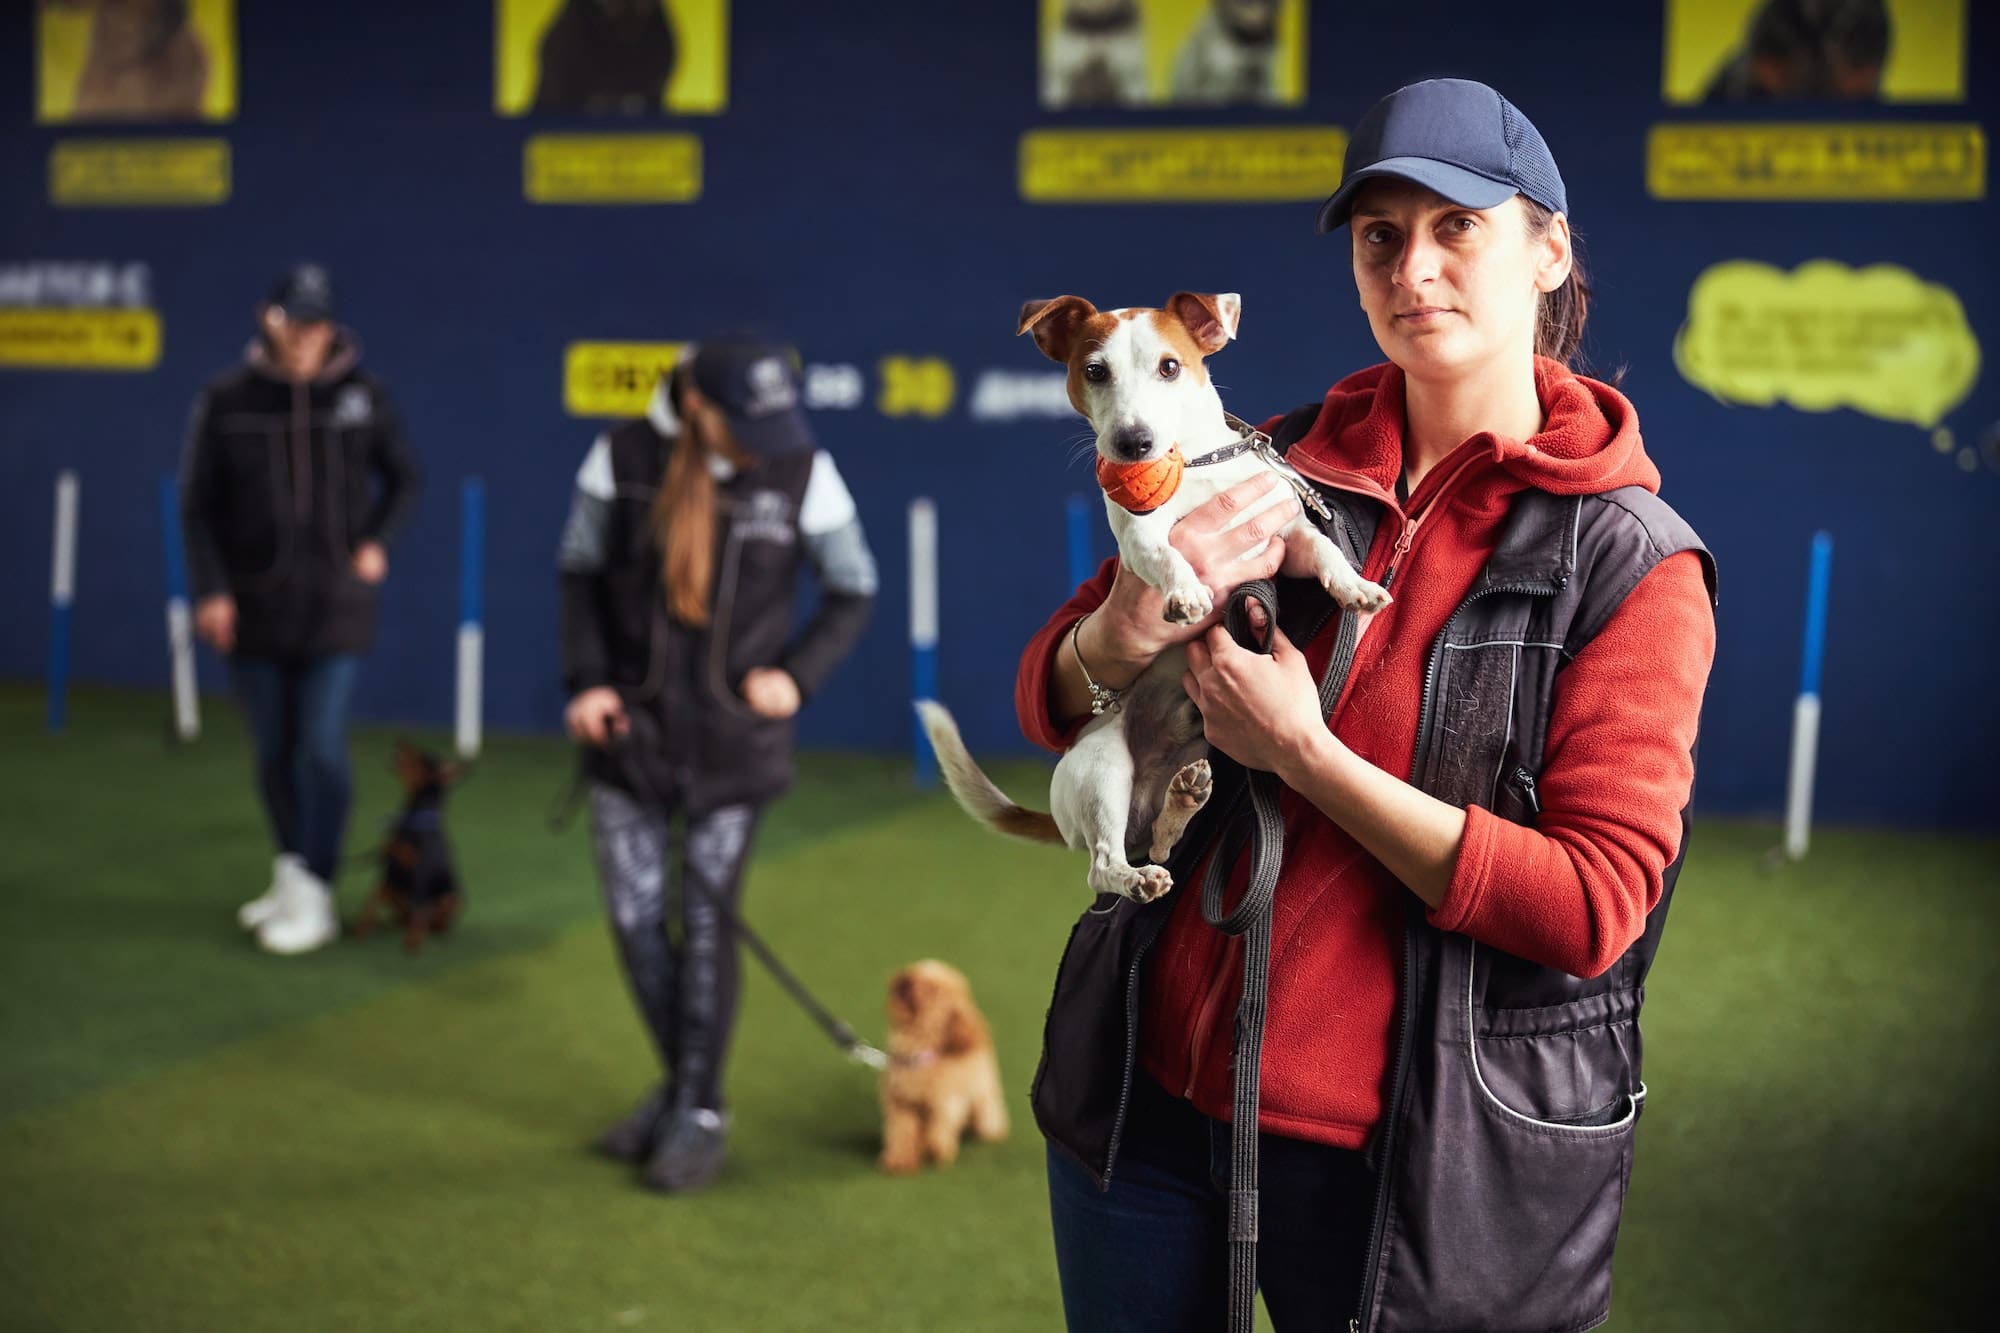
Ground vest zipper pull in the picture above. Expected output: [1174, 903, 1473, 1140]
[1512, 766, 1541, 816]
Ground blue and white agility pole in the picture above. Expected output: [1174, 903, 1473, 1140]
[1782, 531, 1834, 860]
[455, 477, 485, 760]
[909, 497, 939, 789]
[47, 470, 78, 733]
[1066, 493, 1094, 593]
[159, 473, 200, 741]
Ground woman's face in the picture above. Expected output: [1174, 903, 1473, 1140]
[1350, 179, 1569, 383]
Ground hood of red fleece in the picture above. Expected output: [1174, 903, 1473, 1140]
[1287, 358, 1661, 500]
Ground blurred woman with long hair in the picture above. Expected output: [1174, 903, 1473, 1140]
[556, 337, 877, 1192]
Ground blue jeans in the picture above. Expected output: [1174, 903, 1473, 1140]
[231, 654, 361, 882]
[1046, 1073, 1374, 1333]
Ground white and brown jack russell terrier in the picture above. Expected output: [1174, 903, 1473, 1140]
[918, 292, 1389, 903]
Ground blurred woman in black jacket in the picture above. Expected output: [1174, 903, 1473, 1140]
[557, 337, 876, 1192]
[181, 264, 420, 956]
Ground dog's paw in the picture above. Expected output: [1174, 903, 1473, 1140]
[1329, 574, 1391, 614]
[1124, 865, 1174, 904]
[878, 1150, 921, 1176]
[1163, 586, 1214, 625]
[1166, 759, 1212, 811]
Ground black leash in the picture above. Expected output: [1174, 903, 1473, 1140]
[547, 712, 891, 1072]
[1202, 578, 1357, 1333]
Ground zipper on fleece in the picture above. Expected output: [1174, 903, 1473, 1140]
[1290, 449, 1484, 595]
[290, 381, 311, 521]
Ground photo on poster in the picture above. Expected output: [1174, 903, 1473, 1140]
[1039, 0, 1308, 110]
[495, 0, 728, 116]
[1662, 0, 1966, 105]
[36, 0, 238, 124]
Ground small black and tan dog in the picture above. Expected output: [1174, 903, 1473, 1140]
[354, 741, 466, 953]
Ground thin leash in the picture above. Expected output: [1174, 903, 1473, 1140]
[546, 713, 891, 1073]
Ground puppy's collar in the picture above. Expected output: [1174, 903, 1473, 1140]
[889, 1048, 940, 1069]
[1186, 414, 1333, 521]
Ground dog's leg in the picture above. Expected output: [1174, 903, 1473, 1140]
[923, 1093, 971, 1167]
[354, 885, 388, 939]
[404, 914, 426, 954]
[1054, 729, 1173, 903]
[879, 1103, 924, 1175]
[970, 1062, 1011, 1143]
[1148, 759, 1213, 863]
[433, 891, 460, 934]
[1289, 521, 1390, 612]
[1125, 532, 1212, 626]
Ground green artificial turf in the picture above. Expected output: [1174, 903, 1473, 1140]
[1, 686, 1995, 1330]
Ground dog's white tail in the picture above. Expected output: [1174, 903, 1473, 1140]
[913, 700, 1064, 846]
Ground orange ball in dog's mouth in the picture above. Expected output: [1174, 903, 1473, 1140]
[1097, 447, 1185, 514]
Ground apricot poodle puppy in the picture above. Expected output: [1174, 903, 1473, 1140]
[878, 960, 1009, 1174]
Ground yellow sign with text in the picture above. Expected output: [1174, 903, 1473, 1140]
[525, 134, 702, 204]
[565, 341, 684, 417]
[1674, 261, 1980, 429]
[0, 309, 162, 370]
[1021, 127, 1345, 202]
[50, 139, 230, 206]
[1649, 123, 1984, 200]
[877, 357, 956, 418]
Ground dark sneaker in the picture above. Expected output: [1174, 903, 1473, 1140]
[639, 1107, 729, 1193]
[595, 1085, 671, 1163]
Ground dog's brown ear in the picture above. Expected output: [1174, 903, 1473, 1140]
[1166, 292, 1242, 355]
[439, 760, 469, 786]
[942, 1003, 984, 1057]
[1017, 296, 1098, 363]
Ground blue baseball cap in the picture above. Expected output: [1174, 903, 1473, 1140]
[1314, 78, 1568, 233]
[681, 335, 815, 459]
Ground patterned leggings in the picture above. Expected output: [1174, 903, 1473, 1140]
[588, 783, 762, 1112]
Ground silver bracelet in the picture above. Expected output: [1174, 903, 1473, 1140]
[1070, 612, 1123, 716]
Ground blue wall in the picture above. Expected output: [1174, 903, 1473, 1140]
[3, 3, 1995, 829]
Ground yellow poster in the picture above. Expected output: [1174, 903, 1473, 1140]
[564, 342, 686, 417]
[1674, 260, 1980, 430]
[1662, 0, 1966, 105]
[495, 0, 728, 116]
[37, 0, 237, 123]
[1038, 0, 1307, 110]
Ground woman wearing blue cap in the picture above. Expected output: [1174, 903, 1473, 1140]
[555, 337, 878, 1193]
[1018, 80, 1717, 1330]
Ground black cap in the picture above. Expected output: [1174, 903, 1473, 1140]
[267, 263, 335, 323]
[1315, 79, 1567, 233]
[682, 336, 814, 459]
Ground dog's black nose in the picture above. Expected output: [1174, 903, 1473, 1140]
[1111, 427, 1155, 461]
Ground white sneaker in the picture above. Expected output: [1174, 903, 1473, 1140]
[238, 854, 305, 931]
[256, 866, 339, 955]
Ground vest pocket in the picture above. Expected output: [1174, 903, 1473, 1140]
[1030, 894, 1161, 1186]
[1375, 939, 1643, 1332]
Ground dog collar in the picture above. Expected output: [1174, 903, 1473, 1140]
[1185, 414, 1334, 521]
[1183, 416, 1266, 468]
[889, 1048, 940, 1069]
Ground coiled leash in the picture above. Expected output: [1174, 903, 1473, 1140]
[546, 711, 892, 1072]
[1201, 577, 1358, 1333]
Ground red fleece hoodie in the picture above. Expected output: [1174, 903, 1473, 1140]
[1015, 360, 1715, 1149]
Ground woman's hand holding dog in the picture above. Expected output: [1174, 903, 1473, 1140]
[1067, 474, 1301, 700]
[1183, 620, 1329, 780]
[566, 687, 628, 747]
